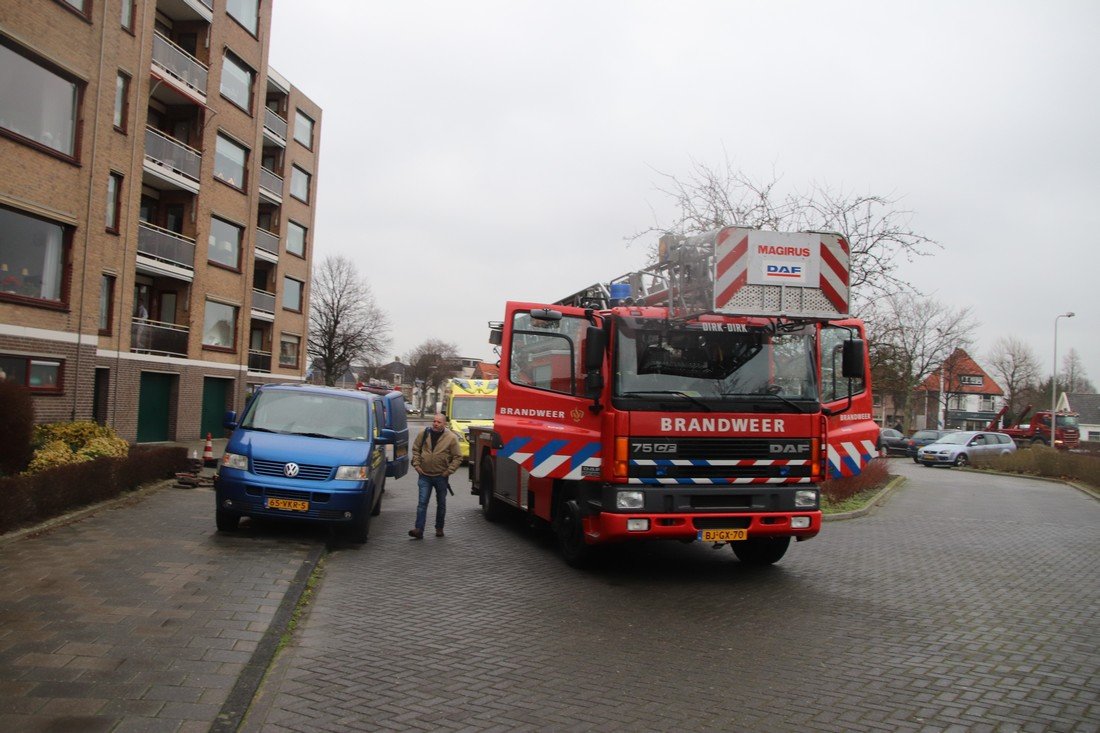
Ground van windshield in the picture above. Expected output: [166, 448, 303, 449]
[242, 391, 371, 440]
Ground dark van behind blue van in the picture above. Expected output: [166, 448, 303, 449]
[214, 384, 407, 542]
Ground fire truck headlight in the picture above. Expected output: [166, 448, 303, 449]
[794, 490, 818, 509]
[791, 516, 811, 529]
[616, 491, 644, 510]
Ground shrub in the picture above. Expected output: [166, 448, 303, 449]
[33, 421, 117, 452]
[820, 457, 891, 505]
[27, 421, 129, 473]
[979, 446, 1100, 489]
[26, 440, 88, 474]
[78, 435, 130, 460]
[0, 380, 35, 475]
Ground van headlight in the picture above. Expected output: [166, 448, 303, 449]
[221, 452, 248, 470]
[335, 466, 368, 480]
[616, 490, 644, 509]
[794, 489, 818, 508]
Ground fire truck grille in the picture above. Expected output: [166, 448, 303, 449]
[627, 437, 813, 480]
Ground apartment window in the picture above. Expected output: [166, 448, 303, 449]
[220, 52, 253, 112]
[0, 40, 80, 158]
[106, 172, 123, 233]
[98, 274, 115, 334]
[279, 334, 300, 368]
[113, 72, 129, 131]
[0, 205, 68, 304]
[208, 216, 242, 269]
[202, 300, 238, 350]
[981, 395, 995, 412]
[121, 0, 135, 31]
[290, 165, 310, 202]
[60, 0, 89, 16]
[214, 133, 247, 188]
[0, 355, 63, 393]
[226, 0, 259, 35]
[282, 276, 302, 311]
[287, 220, 306, 257]
[293, 109, 314, 149]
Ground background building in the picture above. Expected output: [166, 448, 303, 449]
[0, 0, 320, 442]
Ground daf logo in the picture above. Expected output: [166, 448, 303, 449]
[770, 444, 809, 454]
[284, 462, 300, 477]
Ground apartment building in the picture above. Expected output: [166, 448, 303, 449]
[0, 0, 321, 442]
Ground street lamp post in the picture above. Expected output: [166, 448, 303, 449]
[1051, 311, 1075, 446]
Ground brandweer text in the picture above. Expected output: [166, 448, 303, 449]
[660, 417, 786, 433]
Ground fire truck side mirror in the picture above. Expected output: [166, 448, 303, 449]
[488, 328, 502, 346]
[842, 339, 865, 380]
[584, 326, 606, 372]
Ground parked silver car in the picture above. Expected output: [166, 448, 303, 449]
[917, 431, 1017, 467]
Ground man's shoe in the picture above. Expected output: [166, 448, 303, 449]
[435, 528, 444, 537]
[408, 529, 423, 539]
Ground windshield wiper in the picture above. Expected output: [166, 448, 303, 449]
[289, 431, 335, 439]
[748, 386, 810, 414]
[620, 390, 713, 412]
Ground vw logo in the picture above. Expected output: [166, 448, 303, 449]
[284, 462, 300, 478]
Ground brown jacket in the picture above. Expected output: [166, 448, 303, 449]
[412, 428, 462, 476]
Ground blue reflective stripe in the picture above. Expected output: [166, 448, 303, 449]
[691, 459, 710, 467]
[499, 436, 532, 459]
[570, 442, 601, 470]
[533, 439, 569, 466]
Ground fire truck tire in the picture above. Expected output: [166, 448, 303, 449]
[480, 461, 504, 523]
[732, 537, 790, 566]
[557, 500, 592, 568]
[1030, 438, 1045, 447]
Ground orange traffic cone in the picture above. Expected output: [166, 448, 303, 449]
[202, 433, 215, 467]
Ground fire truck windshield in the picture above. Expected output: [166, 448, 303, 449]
[612, 317, 818, 411]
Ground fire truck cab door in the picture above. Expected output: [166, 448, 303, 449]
[493, 303, 604, 515]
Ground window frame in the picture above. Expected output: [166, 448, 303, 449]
[279, 333, 300, 369]
[121, 0, 135, 32]
[213, 132, 249, 190]
[289, 165, 311, 203]
[113, 71, 130, 132]
[207, 215, 243, 271]
[57, 0, 91, 20]
[226, 0, 260, 36]
[0, 37, 84, 163]
[98, 273, 115, 335]
[0, 204, 73, 310]
[293, 108, 314, 149]
[286, 220, 307, 257]
[0, 354, 65, 394]
[201, 299, 239, 353]
[282, 276, 303, 312]
[106, 171, 123, 234]
[219, 49, 254, 114]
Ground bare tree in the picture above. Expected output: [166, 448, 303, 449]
[1060, 348, 1096, 394]
[987, 336, 1042, 422]
[863, 292, 978, 429]
[308, 255, 391, 387]
[405, 339, 460, 413]
[639, 159, 938, 306]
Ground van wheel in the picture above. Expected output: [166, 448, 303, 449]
[480, 460, 504, 523]
[348, 493, 372, 543]
[954, 453, 969, 467]
[371, 488, 383, 517]
[732, 537, 790, 566]
[557, 499, 593, 568]
[216, 508, 239, 532]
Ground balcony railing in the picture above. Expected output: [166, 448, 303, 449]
[137, 221, 196, 270]
[131, 319, 189, 356]
[248, 349, 272, 373]
[152, 32, 208, 95]
[264, 107, 288, 139]
[255, 227, 280, 256]
[144, 127, 201, 182]
[259, 167, 283, 197]
[252, 288, 276, 313]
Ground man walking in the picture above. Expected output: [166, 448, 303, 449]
[409, 413, 462, 539]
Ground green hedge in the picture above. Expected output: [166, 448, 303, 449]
[0, 445, 189, 536]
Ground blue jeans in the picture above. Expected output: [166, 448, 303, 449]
[415, 474, 449, 531]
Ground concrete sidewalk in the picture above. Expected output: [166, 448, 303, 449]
[0, 479, 323, 732]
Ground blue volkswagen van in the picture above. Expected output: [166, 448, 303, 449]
[214, 384, 405, 542]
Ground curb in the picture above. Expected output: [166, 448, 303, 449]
[959, 467, 1100, 502]
[823, 474, 908, 522]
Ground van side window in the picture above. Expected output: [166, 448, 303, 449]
[372, 401, 385, 437]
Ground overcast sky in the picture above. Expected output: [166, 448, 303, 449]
[270, 1, 1099, 392]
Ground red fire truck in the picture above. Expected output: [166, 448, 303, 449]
[468, 226, 874, 566]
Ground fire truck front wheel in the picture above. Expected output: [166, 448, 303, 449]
[479, 460, 505, 523]
[557, 499, 593, 568]
[732, 537, 790, 566]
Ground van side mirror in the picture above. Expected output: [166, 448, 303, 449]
[842, 339, 865, 380]
[377, 428, 397, 445]
[223, 410, 238, 430]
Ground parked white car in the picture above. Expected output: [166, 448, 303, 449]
[917, 430, 1017, 467]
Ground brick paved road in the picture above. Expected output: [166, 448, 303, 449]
[242, 462, 1100, 732]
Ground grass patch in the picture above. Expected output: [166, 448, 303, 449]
[820, 457, 892, 514]
[974, 445, 1100, 489]
[279, 554, 326, 651]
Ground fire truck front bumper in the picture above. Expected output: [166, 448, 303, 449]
[586, 511, 822, 544]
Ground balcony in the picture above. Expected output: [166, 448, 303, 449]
[263, 108, 287, 144]
[258, 167, 283, 203]
[131, 318, 189, 357]
[255, 227, 280, 261]
[143, 127, 201, 192]
[151, 32, 208, 100]
[137, 222, 196, 280]
[251, 288, 276, 316]
[248, 349, 272, 373]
